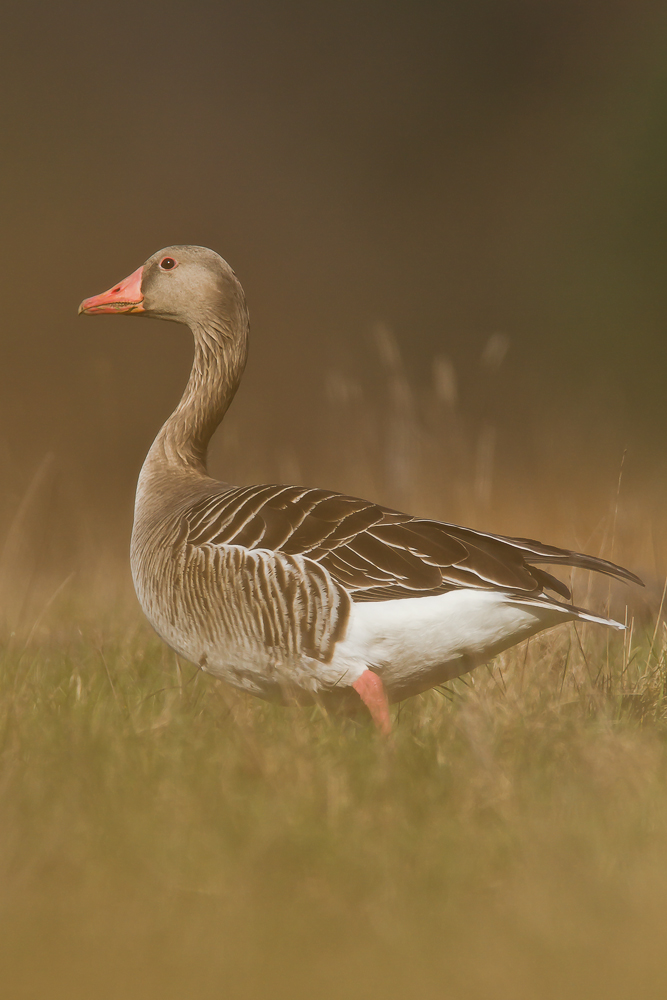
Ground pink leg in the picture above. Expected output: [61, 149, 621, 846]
[352, 670, 391, 735]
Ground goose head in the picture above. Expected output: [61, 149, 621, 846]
[78, 245, 247, 334]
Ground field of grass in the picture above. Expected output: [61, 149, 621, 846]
[0, 593, 666, 1000]
[1, 332, 666, 998]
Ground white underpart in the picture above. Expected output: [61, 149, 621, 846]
[330, 589, 623, 703]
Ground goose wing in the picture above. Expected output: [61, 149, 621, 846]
[182, 484, 642, 603]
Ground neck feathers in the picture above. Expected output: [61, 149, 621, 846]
[147, 307, 249, 476]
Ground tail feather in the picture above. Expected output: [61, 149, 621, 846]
[513, 592, 627, 630]
[570, 605, 626, 630]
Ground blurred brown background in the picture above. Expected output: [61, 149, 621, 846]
[2, 0, 667, 602]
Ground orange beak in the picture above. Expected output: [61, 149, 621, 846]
[78, 265, 145, 315]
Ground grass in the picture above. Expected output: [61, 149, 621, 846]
[1, 327, 665, 996]
[0, 599, 666, 1000]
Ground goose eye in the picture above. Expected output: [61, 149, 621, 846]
[160, 257, 178, 271]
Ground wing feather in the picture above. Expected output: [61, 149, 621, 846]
[180, 485, 641, 604]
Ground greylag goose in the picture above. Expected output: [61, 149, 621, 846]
[79, 246, 642, 733]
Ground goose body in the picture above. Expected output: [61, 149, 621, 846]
[80, 246, 642, 731]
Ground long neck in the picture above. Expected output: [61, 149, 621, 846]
[147, 314, 249, 477]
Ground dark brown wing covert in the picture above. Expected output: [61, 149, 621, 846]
[179, 484, 644, 603]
